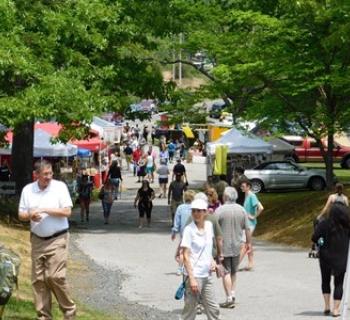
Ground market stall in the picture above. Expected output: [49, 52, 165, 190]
[206, 128, 273, 180]
[91, 116, 122, 144]
[34, 129, 77, 157]
[268, 138, 294, 161]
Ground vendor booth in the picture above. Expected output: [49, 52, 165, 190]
[34, 129, 77, 157]
[91, 116, 122, 144]
[268, 138, 294, 161]
[206, 128, 272, 180]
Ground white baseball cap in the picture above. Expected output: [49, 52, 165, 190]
[191, 199, 208, 210]
[194, 192, 208, 202]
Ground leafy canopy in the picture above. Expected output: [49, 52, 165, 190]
[0, 0, 165, 139]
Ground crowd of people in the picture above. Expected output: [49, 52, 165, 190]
[171, 173, 263, 319]
[75, 122, 191, 228]
[16, 119, 350, 320]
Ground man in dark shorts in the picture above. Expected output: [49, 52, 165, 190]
[168, 173, 187, 225]
[172, 158, 188, 184]
[216, 187, 252, 309]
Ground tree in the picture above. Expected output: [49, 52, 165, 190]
[0, 0, 164, 193]
[159, 0, 350, 188]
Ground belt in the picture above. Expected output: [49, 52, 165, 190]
[32, 229, 68, 240]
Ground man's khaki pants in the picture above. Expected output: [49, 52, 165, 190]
[31, 233, 76, 320]
[182, 276, 220, 320]
[170, 200, 183, 223]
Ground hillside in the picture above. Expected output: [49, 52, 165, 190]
[257, 190, 334, 248]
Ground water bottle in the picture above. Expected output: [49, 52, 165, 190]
[317, 237, 324, 247]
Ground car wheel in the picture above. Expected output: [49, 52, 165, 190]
[251, 179, 264, 193]
[341, 156, 350, 169]
[309, 177, 325, 191]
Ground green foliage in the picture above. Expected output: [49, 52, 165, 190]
[0, 0, 165, 139]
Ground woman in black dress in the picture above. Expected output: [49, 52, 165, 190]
[134, 180, 155, 228]
[312, 203, 350, 317]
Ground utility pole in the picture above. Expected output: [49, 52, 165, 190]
[179, 33, 183, 86]
[172, 48, 176, 81]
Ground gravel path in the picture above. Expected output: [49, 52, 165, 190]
[68, 163, 334, 319]
[70, 231, 177, 320]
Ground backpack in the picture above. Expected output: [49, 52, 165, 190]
[0, 246, 21, 306]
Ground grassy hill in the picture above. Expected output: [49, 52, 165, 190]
[256, 190, 334, 248]
[0, 223, 114, 320]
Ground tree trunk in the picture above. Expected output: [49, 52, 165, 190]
[324, 133, 334, 190]
[12, 120, 34, 195]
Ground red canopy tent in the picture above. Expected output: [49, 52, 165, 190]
[5, 122, 107, 152]
[71, 138, 107, 152]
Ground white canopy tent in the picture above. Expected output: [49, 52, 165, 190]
[207, 128, 273, 155]
[206, 128, 273, 177]
[91, 116, 122, 143]
[0, 129, 77, 157]
[34, 129, 77, 157]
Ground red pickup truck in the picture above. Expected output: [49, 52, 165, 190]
[282, 135, 350, 169]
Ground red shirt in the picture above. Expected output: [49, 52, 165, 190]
[133, 149, 142, 162]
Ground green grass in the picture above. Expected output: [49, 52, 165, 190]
[4, 299, 113, 320]
[0, 223, 117, 320]
[302, 162, 350, 184]
[256, 189, 339, 248]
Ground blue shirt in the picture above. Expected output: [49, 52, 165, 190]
[244, 192, 259, 228]
[168, 143, 175, 152]
[172, 203, 192, 237]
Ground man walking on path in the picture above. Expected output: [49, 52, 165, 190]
[240, 180, 263, 270]
[168, 173, 187, 225]
[172, 158, 188, 184]
[18, 160, 76, 320]
[216, 187, 252, 308]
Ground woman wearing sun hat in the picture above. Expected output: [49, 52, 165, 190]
[180, 198, 220, 320]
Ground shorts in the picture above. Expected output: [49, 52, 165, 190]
[138, 202, 153, 218]
[241, 225, 255, 243]
[79, 197, 90, 208]
[125, 155, 132, 163]
[146, 166, 153, 174]
[159, 178, 168, 184]
[223, 256, 240, 275]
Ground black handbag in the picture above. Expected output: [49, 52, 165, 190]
[98, 188, 105, 200]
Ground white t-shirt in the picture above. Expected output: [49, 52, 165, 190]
[19, 179, 73, 237]
[181, 220, 214, 278]
[146, 155, 154, 168]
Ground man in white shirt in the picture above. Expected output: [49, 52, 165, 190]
[181, 199, 220, 320]
[18, 160, 76, 320]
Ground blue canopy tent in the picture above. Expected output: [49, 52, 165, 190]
[77, 148, 92, 157]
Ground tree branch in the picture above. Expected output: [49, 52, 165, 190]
[161, 58, 216, 81]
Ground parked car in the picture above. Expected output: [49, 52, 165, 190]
[244, 161, 333, 193]
[281, 135, 350, 168]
